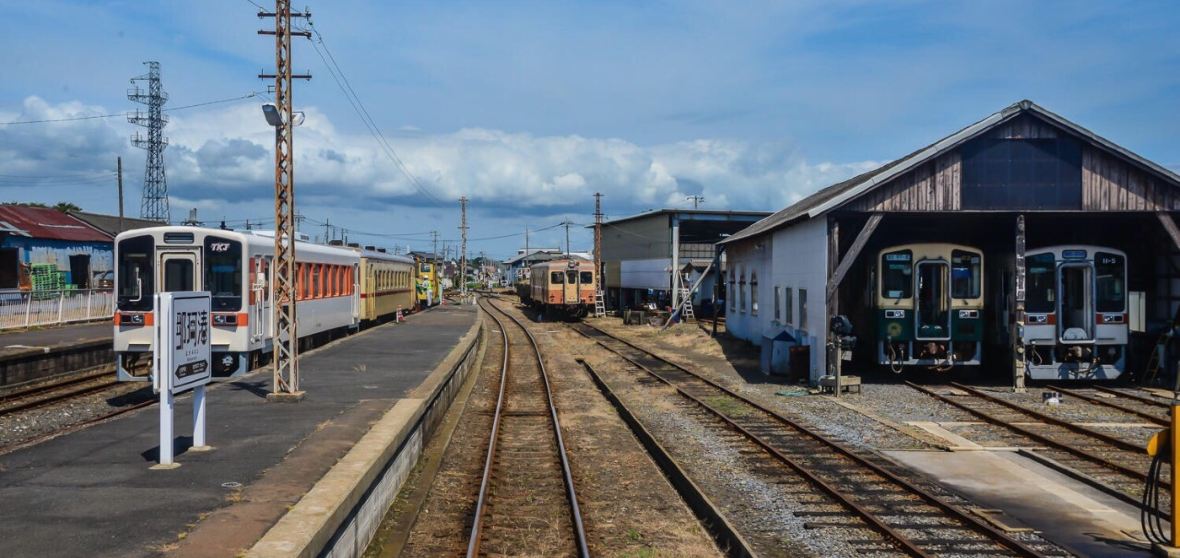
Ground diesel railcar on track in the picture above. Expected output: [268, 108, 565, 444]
[876, 243, 984, 371]
[113, 226, 414, 381]
[522, 259, 596, 317]
[1022, 245, 1128, 380]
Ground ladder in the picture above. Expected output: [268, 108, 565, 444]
[593, 291, 606, 318]
[678, 287, 695, 322]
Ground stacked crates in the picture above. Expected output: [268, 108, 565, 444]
[30, 263, 66, 300]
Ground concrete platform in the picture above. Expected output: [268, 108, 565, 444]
[0, 303, 479, 558]
[0, 322, 111, 358]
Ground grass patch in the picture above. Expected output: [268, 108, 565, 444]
[702, 395, 750, 418]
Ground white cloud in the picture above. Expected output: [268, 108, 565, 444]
[1, 96, 878, 217]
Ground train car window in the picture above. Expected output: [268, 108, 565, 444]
[950, 250, 981, 299]
[551, 271, 563, 283]
[315, 264, 324, 298]
[1095, 252, 1125, 313]
[1026, 253, 1055, 313]
[580, 271, 593, 284]
[117, 235, 155, 312]
[204, 236, 243, 311]
[881, 250, 913, 299]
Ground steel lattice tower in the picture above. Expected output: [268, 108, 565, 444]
[128, 61, 170, 223]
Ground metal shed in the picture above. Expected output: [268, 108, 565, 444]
[0, 205, 113, 291]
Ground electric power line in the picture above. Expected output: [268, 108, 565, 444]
[0, 92, 264, 126]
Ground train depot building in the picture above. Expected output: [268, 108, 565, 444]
[600, 208, 769, 311]
[722, 100, 1180, 384]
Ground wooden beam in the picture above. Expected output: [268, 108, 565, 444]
[1159, 213, 1180, 252]
[825, 214, 882, 301]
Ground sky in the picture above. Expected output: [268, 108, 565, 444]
[1, 0, 1178, 258]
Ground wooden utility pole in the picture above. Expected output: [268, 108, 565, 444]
[594, 193, 603, 290]
[460, 196, 469, 298]
[116, 157, 124, 233]
[258, 0, 311, 400]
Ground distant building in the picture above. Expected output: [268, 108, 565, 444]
[68, 211, 159, 238]
[600, 209, 770, 311]
[0, 205, 114, 291]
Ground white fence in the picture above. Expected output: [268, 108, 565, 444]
[0, 289, 115, 331]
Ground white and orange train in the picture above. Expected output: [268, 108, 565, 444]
[521, 259, 597, 317]
[113, 226, 415, 381]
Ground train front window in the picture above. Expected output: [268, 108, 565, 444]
[1026, 253, 1055, 313]
[163, 259, 194, 292]
[1060, 264, 1093, 340]
[950, 250, 981, 299]
[881, 250, 912, 299]
[117, 235, 154, 312]
[566, 270, 577, 284]
[580, 271, 593, 284]
[550, 271, 563, 284]
[1095, 252, 1125, 313]
[204, 236, 242, 311]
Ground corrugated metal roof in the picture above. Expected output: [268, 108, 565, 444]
[721, 99, 1180, 245]
[602, 208, 771, 227]
[0, 205, 110, 242]
[69, 211, 161, 237]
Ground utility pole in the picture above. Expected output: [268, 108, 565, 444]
[322, 218, 331, 244]
[594, 193, 603, 289]
[258, 0, 311, 401]
[128, 61, 170, 223]
[459, 197, 469, 297]
[686, 194, 705, 209]
[564, 220, 571, 257]
[431, 230, 439, 259]
[116, 157, 124, 234]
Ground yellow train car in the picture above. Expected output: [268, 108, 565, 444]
[416, 258, 442, 307]
[358, 250, 416, 323]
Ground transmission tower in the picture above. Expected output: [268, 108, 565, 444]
[128, 61, 170, 223]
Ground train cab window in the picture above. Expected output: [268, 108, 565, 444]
[1095, 252, 1125, 313]
[1026, 253, 1056, 313]
[580, 271, 593, 284]
[117, 235, 155, 312]
[950, 250, 981, 299]
[551, 271, 563, 284]
[566, 270, 577, 284]
[204, 236, 242, 311]
[916, 262, 949, 337]
[881, 250, 913, 299]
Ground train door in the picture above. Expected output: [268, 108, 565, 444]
[351, 263, 360, 323]
[914, 260, 950, 340]
[1058, 262, 1094, 342]
[565, 268, 578, 304]
[251, 256, 270, 344]
[159, 251, 199, 293]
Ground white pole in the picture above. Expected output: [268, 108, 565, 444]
[192, 385, 209, 451]
[57, 290, 65, 324]
[157, 389, 176, 467]
[23, 293, 31, 328]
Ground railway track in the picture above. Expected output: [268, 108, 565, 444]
[906, 381, 1167, 510]
[1047, 384, 1170, 427]
[0, 366, 121, 418]
[469, 298, 588, 558]
[572, 322, 1055, 558]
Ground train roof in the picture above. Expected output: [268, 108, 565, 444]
[530, 258, 594, 270]
[1027, 245, 1127, 257]
[114, 225, 364, 259]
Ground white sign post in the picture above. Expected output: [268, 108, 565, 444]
[151, 291, 213, 470]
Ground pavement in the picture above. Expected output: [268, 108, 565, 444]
[0, 322, 111, 359]
[0, 303, 478, 558]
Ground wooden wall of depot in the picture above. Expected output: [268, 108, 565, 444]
[845, 116, 1180, 213]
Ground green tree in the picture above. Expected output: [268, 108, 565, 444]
[53, 202, 82, 213]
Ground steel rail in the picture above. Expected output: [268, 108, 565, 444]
[905, 382, 1158, 488]
[573, 322, 1046, 558]
[948, 382, 1144, 453]
[1090, 385, 1174, 409]
[1047, 385, 1169, 427]
[467, 297, 589, 558]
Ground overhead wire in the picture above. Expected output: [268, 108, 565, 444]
[302, 17, 446, 205]
[0, 92, 265, 126]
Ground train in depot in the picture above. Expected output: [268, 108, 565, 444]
[113, 226, 416, 382]
[1021, 246, 1128, 380]
[875, 243, 985, 371]
[520, 259, 597, 317]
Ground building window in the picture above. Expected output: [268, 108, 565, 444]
[750, 272, 759, 316]
[727, 269, 735, 314]
[774, 286, 781, 321]
[785, 287, 793, 325]
[798, 288, 808, 330]
[738, 270, 746, 313]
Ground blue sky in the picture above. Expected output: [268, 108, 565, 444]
[1, 0, 1178, 257]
